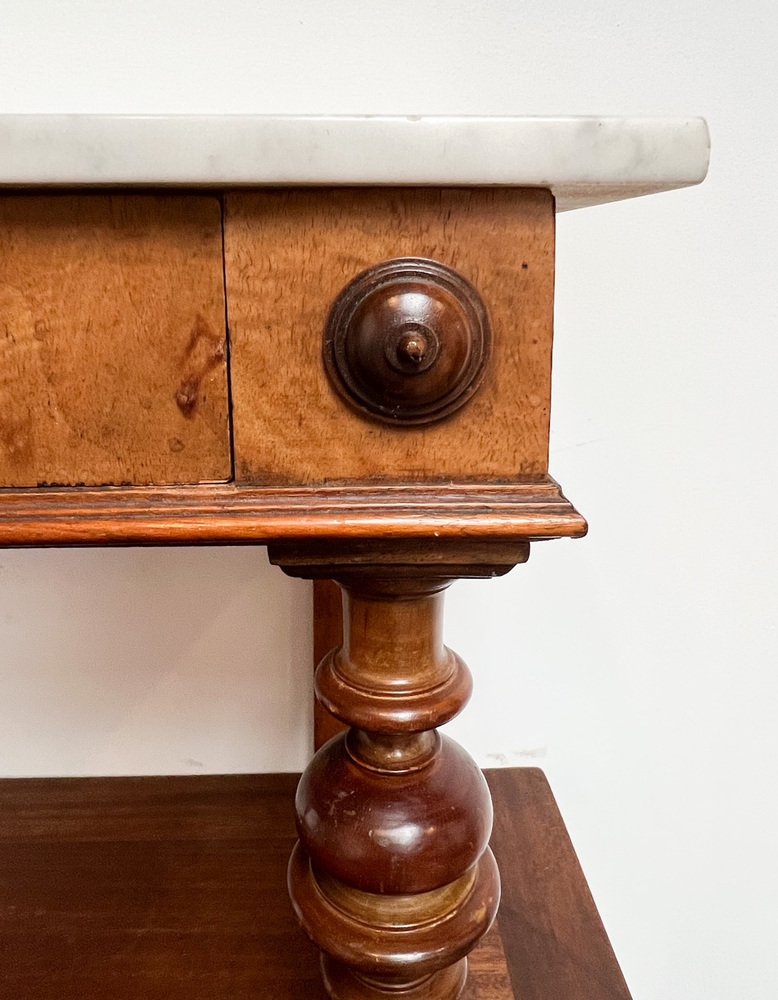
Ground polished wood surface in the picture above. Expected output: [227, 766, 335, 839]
[0, 479, 585, 546]
[323, 257, 492, 425]
[274, 542, 528, 999]
[0, 194, 230, 486]
[0, 769, 629, 999]
[291, 577, 501, 996]
[489, 769, 632, 1000]
[224, 188, 555, 485]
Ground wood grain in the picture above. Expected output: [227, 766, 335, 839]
[489, 768, 632, 1000]
[224, 188, 555, 485]
[0, 194, 230, 486]
[0, 770, 628, 1000]
[0, 478, 585, 546]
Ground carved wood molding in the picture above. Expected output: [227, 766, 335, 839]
[0, 478, 586, 546]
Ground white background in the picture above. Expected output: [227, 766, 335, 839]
[1, 3, 776, 998]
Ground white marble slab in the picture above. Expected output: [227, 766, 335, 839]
[0, 115, 709, 211]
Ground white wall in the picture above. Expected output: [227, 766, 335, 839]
[1, 3, 776, 999]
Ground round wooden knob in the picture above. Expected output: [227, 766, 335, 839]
[323, 258, 491, 425]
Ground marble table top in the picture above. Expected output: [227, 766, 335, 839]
[0, 115, 709, 211]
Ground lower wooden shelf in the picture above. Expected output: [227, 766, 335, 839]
[0, 768, 630, 1000]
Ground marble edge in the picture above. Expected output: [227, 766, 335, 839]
[0, 115, 710, 210]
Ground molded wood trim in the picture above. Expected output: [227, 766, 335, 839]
[0, 478, 585, 546]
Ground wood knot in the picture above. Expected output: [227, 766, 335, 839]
[175, 376, 199, 417]
[175, 313, 226, 418]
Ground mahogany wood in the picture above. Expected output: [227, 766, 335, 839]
[0, 479, 585, 546]
[488, 769, 632, 1000]
[0, 194, 230, 487]
[224, 188, 555, 485]
[323, 257, 492, 425]
[273, 543, 531, 1000]
[0, 769, 629, 999]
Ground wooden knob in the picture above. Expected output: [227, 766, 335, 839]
[324, 258, 491, 425]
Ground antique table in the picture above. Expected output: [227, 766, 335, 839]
[0, 115, 709, 999]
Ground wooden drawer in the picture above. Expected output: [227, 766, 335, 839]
[224, 188, 555, 486]
[0, 194, 230, 487]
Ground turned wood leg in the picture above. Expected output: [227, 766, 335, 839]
[271, 541, 528, 999]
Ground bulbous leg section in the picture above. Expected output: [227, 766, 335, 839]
[295, 731, 493, 894]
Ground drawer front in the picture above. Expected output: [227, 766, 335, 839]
[224, 188, 554, 486]
[0, 195, 230, 487]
